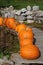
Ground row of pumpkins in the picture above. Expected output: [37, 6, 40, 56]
[0, 18, 40, 59]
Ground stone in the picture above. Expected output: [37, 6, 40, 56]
[14, 15, 18, 20]
[21, 13, 27, 17]
[4, 11, 14, 18]
[36, 10, 43, 16]
[12, 10, 16, 15]
[32, 6, 39, 11]
[5, 12, 11, 17]
[25, 11, 33, 15]
[8, 5, 14, 12]
[19, 20, 24, 23]
[15, 15, 26, 21]
[9, 11, 15, 18]
[0, 59, 4, 65]
[3, 60, 14, 65]
[1, 11, 5, 17]
[4, 8, 9, 12]
[15, 10, 21, 15]
[3, 56, 8, 61]
[33, 11, 43, 23]
[21, 8, 27, 13]
[27, 15, 33, 20]
[4, 13, 8, 17]
[27, 6, 31, 11]
[27, 20, 34, 23]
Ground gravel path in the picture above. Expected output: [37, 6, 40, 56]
[32, 28, 43, 62]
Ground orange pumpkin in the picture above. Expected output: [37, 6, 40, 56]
[14, 21, 20, 26]
[20, 39, 33, 47]
[5, 18, 20, 30]
[3, 18, 8, 25]
[15, 24, 27, 33]
[13, 21, 20, 30]
[5, 18, 15, 29]
[19, 29, 34, 40]
[0, 17, 3, 26]
[26, 27, 32, 31]
[20, 45, 40, 59]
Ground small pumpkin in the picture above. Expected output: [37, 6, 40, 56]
[6, 18, 15, 29]
[19, 29, 34, 40]
[20, 45, 40, 59]
[15, 24, 27, 33]
[0, 17, 3, 26]
[13, 21, 20, 30]
[20, 39, 33, 47]
[26, 27, 32, 31]
[3, 18, 8, 25]
[14, 21, 20, 26]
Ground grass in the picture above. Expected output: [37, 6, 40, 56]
[0, 0, 43, 10]
[13, 0, 43, 10]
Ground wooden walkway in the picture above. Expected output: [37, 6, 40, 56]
[11, 28, 43, 65]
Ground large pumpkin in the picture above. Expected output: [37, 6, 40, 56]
[15, 24, 27, 33]
[20, 39, 33, 47]
[19, 29, 34, 40]
[0, 17, 3, 26]
[20, 45, 40, 59]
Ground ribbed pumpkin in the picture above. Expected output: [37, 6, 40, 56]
[15, 24, 27, 33]
[20, 39, 33, 47]
[3, 18, 8, 25]
[19, 29, 34, 40]
[20, 45, 40, 59]
[5, 18, 15, 29]
[13, 21, 20, 30]
[11, 20, 20, 30]
[0, 17, 3, 26]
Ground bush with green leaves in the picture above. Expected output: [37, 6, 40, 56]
[0, 26, 19, 59]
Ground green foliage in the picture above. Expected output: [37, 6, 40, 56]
[0, 0, 43, 10]
[0, 26, 19, 59]
[0, 50, 11, 59]
[0, 50, 3, 58]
